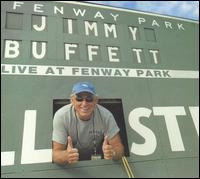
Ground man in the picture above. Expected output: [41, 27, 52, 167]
[52, 81, 124, 165]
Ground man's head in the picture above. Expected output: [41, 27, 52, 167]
[71, 82, 98, 120]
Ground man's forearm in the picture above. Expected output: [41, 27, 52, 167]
[112, 145, 124, 160]
[52, 150, 68, 165]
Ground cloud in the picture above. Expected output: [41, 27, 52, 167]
[134, 1, 199, 20]
[85, 1, 199, 20]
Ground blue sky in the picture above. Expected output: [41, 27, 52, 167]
[86, 1, 199, 21]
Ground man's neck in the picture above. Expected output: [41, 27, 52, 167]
[75, 111, 92, 121]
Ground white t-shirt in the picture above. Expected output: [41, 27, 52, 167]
[52, 104, 120, 160]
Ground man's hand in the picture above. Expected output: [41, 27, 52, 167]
[102, 136, 115, 160]
[66, 136, 79, 164]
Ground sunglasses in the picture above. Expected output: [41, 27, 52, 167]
[75, 95, 94, 102]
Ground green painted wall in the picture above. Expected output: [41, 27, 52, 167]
[1, 1, 199, 178]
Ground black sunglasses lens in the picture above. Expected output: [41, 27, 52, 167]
[76, 96, 83, 102]
[86, 96, 93, 102]
[75, 95, 94, 102]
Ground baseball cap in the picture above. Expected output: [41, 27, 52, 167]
[72, 82, 96, 95]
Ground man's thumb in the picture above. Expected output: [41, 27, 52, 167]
[103, 136, 109, 145]
[67, 136, 73, 149]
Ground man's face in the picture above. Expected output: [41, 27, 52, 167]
[71, 92, 98, 120]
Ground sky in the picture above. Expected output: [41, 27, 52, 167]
[86, 1, 199, 21]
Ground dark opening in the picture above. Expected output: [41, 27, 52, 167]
[53, 98, 129, 158]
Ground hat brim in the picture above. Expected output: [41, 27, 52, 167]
[73, 89, 95, 95]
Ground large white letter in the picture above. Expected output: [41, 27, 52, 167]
[88, 45, 99, 61]
[21, 110, 52, 164]
[32, 41, 46, 59]
[85, 21, 98, 36]
[153, 107, 186, 151]
[4, 40, 20, 58]
[73, 8, 86, 17]
[104, 24, 117, 38]
[129, 27, 138, 40]
[108, 47, 119, 62]
[132, 48, 142, 63]
[67, 19, 73, 34]
[110, 13, 119, 21]
[138, 17, 146, 24]
[33, 16, 46, 31]
[65, 44, 78, 60]
[94, 11, 104, 19]
[149, 50, 159, 64]
[129, 108, 157, 155]
[54, 6, 64, 15]
[34, 4, 44, 13]
[13, 1, 24, 10]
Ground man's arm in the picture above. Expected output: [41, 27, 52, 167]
[102, 133, 124, 160]
[52, 136, 79, 165]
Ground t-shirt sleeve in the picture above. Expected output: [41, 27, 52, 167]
[52, 111, 67, 145]
[104, 112, 120, 140]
